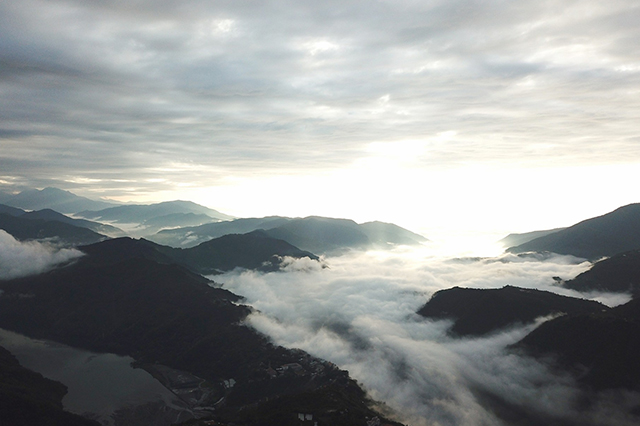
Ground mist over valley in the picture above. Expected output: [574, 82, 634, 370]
[1, 187, 640, 425]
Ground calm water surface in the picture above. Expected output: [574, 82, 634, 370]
[0, 328, 186, 424]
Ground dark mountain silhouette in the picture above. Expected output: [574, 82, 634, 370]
[417, 285, 608, 337]
[79, 237, 177, 266]
[418, 285, 640, 391]
[563, 249, 640, 297]
[148, 216, 291, 247]
[514, 307, 640, 391]
[0, 190, 11, 204]
[499, 228, 565, 248]
[507, 203, 640, 260]
[0, 203, 25, 217]
[0, 345, 99, 426]
[0, 205, 124, 238]
[0, 187, 117, 214]
[77, 200, 233, 225]
[611, 297, 640, 319]
[0, 238, 399, 426]
[0, 213, 107, 246]
[79, 232, 318, 275]
[21, 209, 125, 237]
[155, 230, 319, 274]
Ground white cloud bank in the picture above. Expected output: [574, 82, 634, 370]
[217, 247, 638, 426]
[0, 230, 84, 280]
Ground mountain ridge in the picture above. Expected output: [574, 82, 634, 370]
[418, 285, 608, 337]
[148, 215, 427, 253]
[507, 203, 640, 260]
[0, 239, 401, 426]
[0, 187, 117, 214]
[0, 212, 107, 246]
[562, 249, 640, 297]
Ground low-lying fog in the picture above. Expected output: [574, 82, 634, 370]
[0, 230, 83, 280]
[215, 244, 637, 426]
[2, 233, 638, 425]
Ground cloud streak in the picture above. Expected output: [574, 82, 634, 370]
[217, 247, 639, 425]
[0, 230, 83, 280]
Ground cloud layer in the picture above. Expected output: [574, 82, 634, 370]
[0, 230, 83, 279]
[217, 247, 638, 425]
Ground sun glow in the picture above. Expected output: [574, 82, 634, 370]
[170, 160, 638, 255]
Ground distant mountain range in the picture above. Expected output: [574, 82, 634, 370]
[0, 206, 320, 276]
[20, 208, 125, 237]
[1, 187, 427, 254]
[0, 187, 234, 234]
[77, 200, 233, 227]
[0, 187, 117, 214]
[149, 215, 427, 253]
[0, 203, 129, 244]
[147, 216, 295, 247]
[506, 203, 640, 260]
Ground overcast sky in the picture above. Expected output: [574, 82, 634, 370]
[1, 0, 639, 239]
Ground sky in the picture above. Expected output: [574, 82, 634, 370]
[1, 0, 640, 240]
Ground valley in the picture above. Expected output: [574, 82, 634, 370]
[2, 188, 640, 425]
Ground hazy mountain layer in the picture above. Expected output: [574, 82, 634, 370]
[20, 208, 125, 237]
[150, 215, 427, 253]
[507, 203, 640, 260]
[0, 187, 117, 214]
[77, 200, 233, 225]
[139, 212, 215, 233]
[264, 216, 371, 254]
[149, 216, 293, 247]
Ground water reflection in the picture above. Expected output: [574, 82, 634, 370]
[0, 328, 190, 425]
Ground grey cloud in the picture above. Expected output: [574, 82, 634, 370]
[1, 0, 640, 195]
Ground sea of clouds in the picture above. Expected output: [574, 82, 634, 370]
[216, 246, 638, 426]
